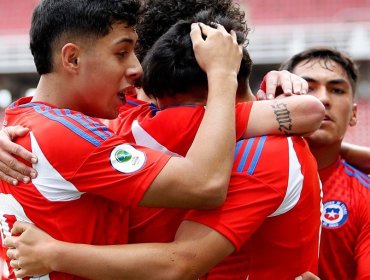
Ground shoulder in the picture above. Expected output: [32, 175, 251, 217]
[33, 106, 114, 148]
[340, 160, 370, 191]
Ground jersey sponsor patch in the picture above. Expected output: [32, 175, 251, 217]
[110, 144, 146, 173]
[322, 200, 348, 228]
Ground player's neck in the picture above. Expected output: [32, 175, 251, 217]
[157, 94, 206, 109]
[31, 75, 78, 110]
[308, 143, 341, 170]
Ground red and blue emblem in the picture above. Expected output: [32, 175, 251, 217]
[322, 200, 348, 229]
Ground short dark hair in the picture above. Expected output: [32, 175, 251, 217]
[141, 10, 251, 99]
[280, 46, 359, 93]
[136, 0, 247, 62]
[30, 0, 143, 75]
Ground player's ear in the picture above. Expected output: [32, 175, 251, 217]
[349, 103, 357, 127]
[61, 43, 81, 73]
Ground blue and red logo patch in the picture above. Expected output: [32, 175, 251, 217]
[322, 200, 348, 229]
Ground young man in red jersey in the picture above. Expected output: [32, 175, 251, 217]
[0, 0, 248, 278]
[280, 47, 370, 280]
[4, 12, 324, 280]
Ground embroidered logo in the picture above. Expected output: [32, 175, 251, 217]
[322, 200, 348, 228]
[110, 144, 146, 173]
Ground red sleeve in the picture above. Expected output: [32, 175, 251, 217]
[185, 136, 291, 250]
[73, 135, 171, 207]
[235, 101, 252, 140]
[185, 174, 283, 250]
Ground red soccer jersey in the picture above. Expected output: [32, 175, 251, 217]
[186, 135, 322, 279]
[0, 97, 170, 280]
[107, 100, 252, 243]
[319, 159, 370, 280]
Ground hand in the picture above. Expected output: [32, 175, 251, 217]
[0, 126, 38, 185]
[4, 221, 54, 278]
[256, 70, 308, 100]
[295, 271, 321, 280]
[190, 22, 243, 79]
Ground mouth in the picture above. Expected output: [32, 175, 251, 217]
[323, 114, 333, 121]
[117, 86, 136, 101]
[117, 91, 125, 101]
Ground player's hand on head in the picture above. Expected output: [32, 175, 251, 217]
[256, 70, 308, 100]
[4, 221, 53, 278]
[0, 126, 38, 185]
[190, 22, 243, 79]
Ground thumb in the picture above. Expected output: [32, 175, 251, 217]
[6, 126, 30, 139]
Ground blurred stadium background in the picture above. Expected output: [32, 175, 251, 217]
[0, 0, 369, 145]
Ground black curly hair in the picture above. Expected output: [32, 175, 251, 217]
[136, 0, 248, 62]
[141, 10, 251, 99]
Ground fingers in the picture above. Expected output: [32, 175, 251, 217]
[7, 125, 31, 139]
[293, 76, 308, 95]
[264, 71, 287, 99]
[258, 70, 308, 100]
[190, 22, 242, 77]
[11, 221, 29, 235]
[6, 247, 18, 262]
[0, 127, 38, 184]
[190, 23, 202, 41]
[0, 158, 35, 186]
[9, 258, 27, 278]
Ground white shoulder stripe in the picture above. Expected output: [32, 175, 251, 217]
[131, 120, 181, 157]
[268, 137, 303, 217]
[30, 132, 83, 201]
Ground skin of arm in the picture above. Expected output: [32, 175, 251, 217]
[245, 94, 325, 138]
[340, 142, 370, 174]
[6, 221, 321, 280]
[6, 221, 234, 280]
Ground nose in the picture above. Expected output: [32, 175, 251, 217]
[126, 54, 143, 85]
[311, 86, 330, 108]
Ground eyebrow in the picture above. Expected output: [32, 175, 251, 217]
[302, 76, 349, 86]
[114, 37, 135, 46]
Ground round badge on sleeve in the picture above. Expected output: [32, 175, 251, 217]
[322, 200, 348, 229]
[110, 144, 146, 173]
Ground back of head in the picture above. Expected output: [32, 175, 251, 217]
[280, 46, 359, 93]
[30, 0, 143, 75]
[141, 10, 251, 99]
[136, 0, 247, 62]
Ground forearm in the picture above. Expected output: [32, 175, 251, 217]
[49, 241, 196, 280]
[341, 142, 370, 174]
[185, 72, 237, 187]
[246, 95, 324, 138]
[286, 95, 325, 135]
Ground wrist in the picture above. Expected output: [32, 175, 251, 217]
[47, 240, 64, 273]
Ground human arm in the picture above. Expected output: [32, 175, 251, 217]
[138, 23, 241, 208]
[6, 221, 234, 280]
[340, 142, 370, 174]
[244, 94, 325, 138]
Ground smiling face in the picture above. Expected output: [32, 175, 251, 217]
[292, 59, 357, 148]
[76, 22, 143, 119]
